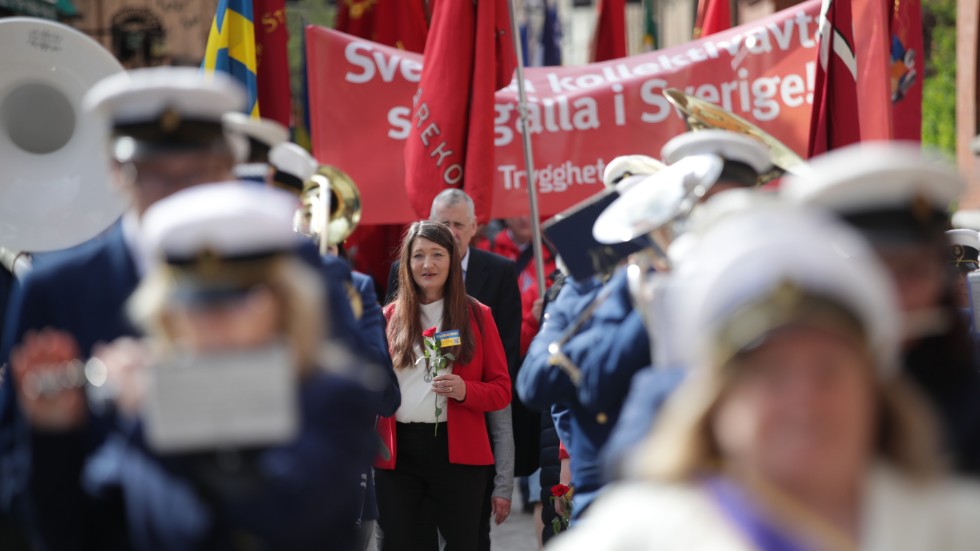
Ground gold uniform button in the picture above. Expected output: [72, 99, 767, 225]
[596, 412, 608, 424]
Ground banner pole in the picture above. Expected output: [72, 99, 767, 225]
[506, 0, 547, 295]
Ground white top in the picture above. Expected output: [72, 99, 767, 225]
[395, 299, 452, 423]
[548, 465, 980, 551]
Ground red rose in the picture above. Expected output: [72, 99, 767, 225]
[551, 484, 569, 498]
[422, 327, 437, 338]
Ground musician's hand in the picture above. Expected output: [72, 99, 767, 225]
[11, 329, 86, 431]
[532, 297, 544, 322]
[491, 496, 511, 525]
[92, 337, 151, 416]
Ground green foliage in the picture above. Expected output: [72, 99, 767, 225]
[284, 0, 335, 117]
[922, 0, 957, 154]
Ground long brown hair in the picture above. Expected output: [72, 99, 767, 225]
[388, 220, 475, 369]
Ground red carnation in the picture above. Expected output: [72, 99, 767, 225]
[551, 484, 570, 498]
[422, 327, 437, 338]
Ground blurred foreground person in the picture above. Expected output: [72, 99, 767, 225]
[0, 67, 245, 547]
[376, 221, 511, 551]
[551, 206, 980, 551]
[14, 184, 379, 550]
[783, 143, 980, 475]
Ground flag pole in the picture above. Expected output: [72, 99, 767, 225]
[506, 0, 547, 295]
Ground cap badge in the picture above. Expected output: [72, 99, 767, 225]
[911, 194, 932, 223]
[160, 107, 181, 135]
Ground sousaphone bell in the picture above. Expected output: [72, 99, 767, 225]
[0, 18, 127, 274]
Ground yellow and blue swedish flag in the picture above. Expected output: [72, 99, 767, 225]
[202, 0, 260, 118]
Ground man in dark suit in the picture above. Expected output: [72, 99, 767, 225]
[386, 189, 526, 549]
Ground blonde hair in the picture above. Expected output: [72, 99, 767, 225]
[635, 360, 943, 483]
[127, 256, 326, 375]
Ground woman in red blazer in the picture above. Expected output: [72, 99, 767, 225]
[375, 220, 511, 551]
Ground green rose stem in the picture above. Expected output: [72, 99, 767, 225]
[420, 336, 456, 436]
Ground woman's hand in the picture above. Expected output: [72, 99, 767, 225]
[11, 329, 86, 431]
[432, 373, 466, 402]
[91, 337, 151, 417]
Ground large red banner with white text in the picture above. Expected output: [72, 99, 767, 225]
[307, 0, 821, 225]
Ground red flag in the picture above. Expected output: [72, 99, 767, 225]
[695, 0, 732, 37]
[336, 0, 429, 53]
[402, 0, 516, 223]
[253, 0, 291, 127]
[807, 0, 861, 156]
[335, 0, 429, 289]
[889, 0, 923, 141]
[591, 0, 626, 62]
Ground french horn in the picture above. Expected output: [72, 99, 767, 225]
[0, 18, 126, 275]
[663, 88, 805, 184]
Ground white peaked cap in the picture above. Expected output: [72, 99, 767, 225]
[269, 142, 318, 182]
[781, 141, 963, 214]
[602, 155, 666, 189]
[947, 229, 980, 252]
[661, 130, 772, 174]
[84, 67, 245, 125]
[223, 112, 289, 148]
[669, 205, 900, 376]
[141, 182, 302, 263]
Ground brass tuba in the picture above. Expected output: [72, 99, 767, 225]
[0, 18, 127, 276]
[663, 88, 805, 184]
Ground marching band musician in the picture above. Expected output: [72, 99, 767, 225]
[265, 141, 400, 419]
[222, 112, 289, 183]
[266, 140, 400, 548]
[551, 205, 980, 551]
[782, 143, 980, 476]
[16, 183, 380, 550]
[519, 131, 772, 519]
[945, 229, 980, 310]
[0, 67, 246, 548]
[516, 155, 664, 523]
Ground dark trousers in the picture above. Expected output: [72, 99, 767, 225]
[477, 473, 494, 551]
[375, 423, 490, 551]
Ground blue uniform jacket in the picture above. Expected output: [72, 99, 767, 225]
[600, 367, 685, 479]
[571, 270, 652, 412]
[350, 269, 398, 417]
[28, 369, 380, 551]
[517, 275, 610, 517]
[0, 227, 140, 527]
[0, 230, 394, 530]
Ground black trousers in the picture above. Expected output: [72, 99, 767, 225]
[375, 422, 490, 551]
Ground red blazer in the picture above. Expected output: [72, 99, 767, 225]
[376, 300, 512, 468]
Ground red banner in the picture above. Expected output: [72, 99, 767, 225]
[307, 0, 821, 225]
[254, 0, 291, 127]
